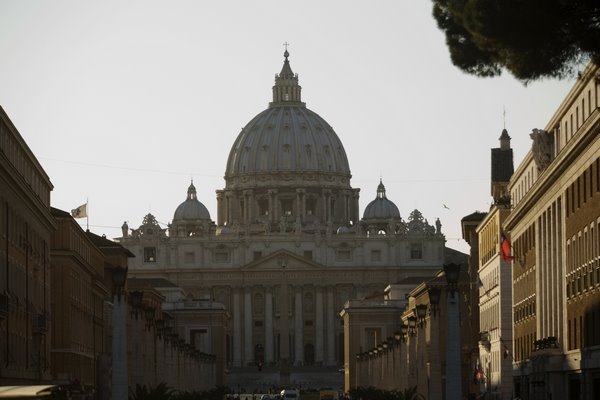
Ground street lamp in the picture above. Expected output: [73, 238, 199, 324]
[111, 266, 128, 300]
[130, 290, 143, 319]
[145, 306, 155, 331]
[407, 316, 417, 336]
[443, 263, 460, 297]
[444, 263, 462, 400]
[400, 324, 409, 341]
[415, 304, 428, 327]
[110, 266, 128, 400]
[427, 287, 441, 316]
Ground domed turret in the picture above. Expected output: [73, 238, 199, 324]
[217, 50, 360, 234]
[171, 181, 214, 237]
[174, 181, 211, 221]
[362, 179, 400, 220]
[361, 180, 403, 236]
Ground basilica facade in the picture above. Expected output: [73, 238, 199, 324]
[118, 51, 447, 369]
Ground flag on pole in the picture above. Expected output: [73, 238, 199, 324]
[500, 233, 514, 261]
[71, 203, 88, 219]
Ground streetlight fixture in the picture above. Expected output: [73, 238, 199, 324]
[130, 290, 143, 319]
[443, 263, 460, 297]
[443, 263, 462, 400]
[415, 304, 428, 327]
[400, 324, 409, 341]
[111, 266, 128, 300]
[110, 265, 128, 400]
[427, 286, 441, 316]
[144, 306, 155, 331]
[407, 316, 417, 336]
[155, 319, 164, 337]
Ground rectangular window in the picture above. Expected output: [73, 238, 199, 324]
[371, 249, 382, 262]
[184, 251, 195, 264]
[144, 247, 156, 262]
[215, 251, 230, 263]
[410, 243, 423, 259]
[254, 320, 263, 327]
[253, 251, 262, 261]
[303, 251, 313, 260]
[305, 320, 313, 327]
[336, 249, 352, 261]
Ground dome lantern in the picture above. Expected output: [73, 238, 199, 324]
[270, 50, 304, 106]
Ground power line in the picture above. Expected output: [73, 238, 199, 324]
[40, 157, 221, 178]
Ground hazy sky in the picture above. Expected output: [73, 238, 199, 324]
[0, 1, 576, 253]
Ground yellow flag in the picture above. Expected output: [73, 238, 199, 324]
[71, 203, 87, 219]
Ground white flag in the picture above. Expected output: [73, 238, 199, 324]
[71, 203, 87, 219]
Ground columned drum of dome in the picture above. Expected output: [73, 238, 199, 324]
[218, 51, 359, 233]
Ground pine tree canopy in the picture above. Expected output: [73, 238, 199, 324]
[431, 0, 600, 82]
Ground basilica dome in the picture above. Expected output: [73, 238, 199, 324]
[363, 180, 400, 220]
[173, 181, 211, 221]
[224, 50, 351, 189]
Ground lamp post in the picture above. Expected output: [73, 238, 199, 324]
[427, 285, 442, 399]
[415, 304, 428, 327]
[111, 266, 128, 400]
[129, 290, 144, 387]
[427, 287, 441, 316]
[444, 263, 462, 400]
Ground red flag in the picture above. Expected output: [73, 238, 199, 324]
[501, 234, 514, 261]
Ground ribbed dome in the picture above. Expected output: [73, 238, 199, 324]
[173, 181, 211, 221]
[363, 180, 400, 220]
[226, 106, 350, 176]
[224, 50, 351, 186]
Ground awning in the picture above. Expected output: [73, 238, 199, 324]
[0, 386, 56, 398]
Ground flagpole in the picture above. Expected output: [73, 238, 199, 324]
[87, 198, 89, 231]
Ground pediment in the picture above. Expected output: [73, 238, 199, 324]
[241, 249, 324, 272]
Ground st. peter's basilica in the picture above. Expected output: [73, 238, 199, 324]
[118, 50, 450, 370]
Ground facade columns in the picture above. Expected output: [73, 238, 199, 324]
[232, 288, 242, 367]
[216, 191, 224, 226]
[326, 286, 336, 365]
[244, 287, 253, 364]
[265, 287, 274, 363]
[226, 194, 233, 225]
[315, 286, 324, 364]
[294, 286, 304, 365]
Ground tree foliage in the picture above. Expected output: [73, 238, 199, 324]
[431, 0, 600, 81]
[348, 386, 424, 400]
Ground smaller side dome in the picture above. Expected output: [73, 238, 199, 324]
[173, 181, 211, 221]
[362, 179, 400, 220]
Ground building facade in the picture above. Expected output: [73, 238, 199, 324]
[474, 130, 515, 399]
[0, 106, 56, 385]
[119, 52, 448, 378]
[504, 62, 600, 399]
[50, 208, 112, 397]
